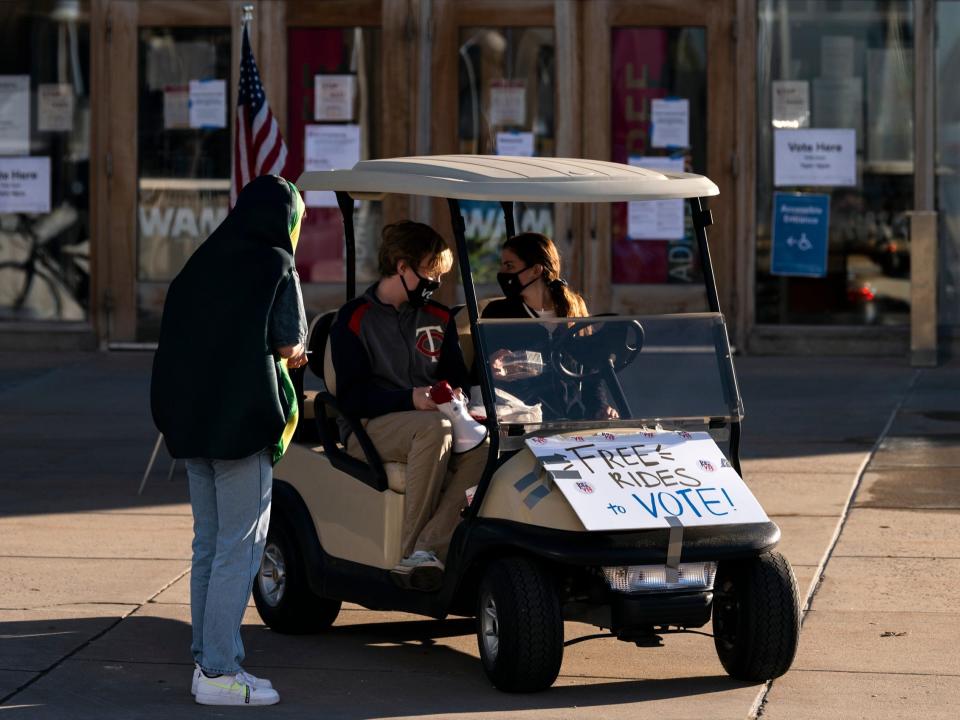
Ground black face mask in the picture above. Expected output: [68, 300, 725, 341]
[400, 267, 441, 308]
[497, 268, 537, 298]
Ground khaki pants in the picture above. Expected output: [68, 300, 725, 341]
[346, 411, 487, 562]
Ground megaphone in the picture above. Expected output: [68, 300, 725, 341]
[430, 381, 489, 454]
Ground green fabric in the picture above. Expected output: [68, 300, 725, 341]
[151, 175, 302, 462]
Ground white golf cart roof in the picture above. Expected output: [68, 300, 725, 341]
[297, 155, 718, 203]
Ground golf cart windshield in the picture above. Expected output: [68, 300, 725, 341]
[475, 313, 742, 431]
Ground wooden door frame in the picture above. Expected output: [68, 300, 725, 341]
[582, 0, 740, 333]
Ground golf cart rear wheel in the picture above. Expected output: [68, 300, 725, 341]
[253, 512, 341, 634]
[476, 556, 563, 693]
[712, 551, 800, 681]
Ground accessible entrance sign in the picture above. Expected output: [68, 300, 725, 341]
[524, 431, 768, 531]
[771, 192, 830, 277]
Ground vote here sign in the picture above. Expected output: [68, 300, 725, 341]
[524, 431, 768, 531]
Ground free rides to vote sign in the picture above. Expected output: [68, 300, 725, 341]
[771, 192, 830, 278]
[524, 431, 768, 531]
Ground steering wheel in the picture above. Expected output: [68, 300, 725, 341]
[550, 318, 645, 380]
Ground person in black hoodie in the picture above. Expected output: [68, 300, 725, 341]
[151, 175, 306, 706]
[482, 232, 618, 420]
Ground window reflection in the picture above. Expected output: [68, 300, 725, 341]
[0, 1, 90, 322]
[458, 27, 555, 283]
[756, 0, 913, 325]
[937, 0, 960, 327]
[609, 27, 707, 286]
[136, 27, 231, 339]
[286, 27, 381, 296]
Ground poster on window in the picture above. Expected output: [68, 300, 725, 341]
[489, 80, 526, 127]
[37, 84, 74, 132]
[0, 156, 51, 214]
[304, 124, 361, 207]
[650, 99, 689, 149]
[627, 156, 685, 240]
[772, 81, 810, 129]
[774, 128, 857, 187]
[314, 75, 356, 122]
[0, 76, 30, 155]
[495, 131, 535, 157]
[188, 79, 227, 129]
[163, 85, 190, 130]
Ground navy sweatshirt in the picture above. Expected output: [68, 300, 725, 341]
[329, 283, 470, 440]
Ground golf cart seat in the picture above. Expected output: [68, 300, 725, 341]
[305, 311, 408, 494]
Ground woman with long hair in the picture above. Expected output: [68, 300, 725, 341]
[482, 232, 618, 420]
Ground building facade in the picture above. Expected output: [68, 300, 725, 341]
[0, 0, 956, 362]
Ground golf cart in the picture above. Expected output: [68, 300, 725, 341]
[253, 156, 800, 692]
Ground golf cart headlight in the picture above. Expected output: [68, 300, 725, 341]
[602, 562, 717, 593]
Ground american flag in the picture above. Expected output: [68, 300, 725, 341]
[231, 22, 288, 206]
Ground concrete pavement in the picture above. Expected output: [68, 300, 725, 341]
[0, 351, 956, 718]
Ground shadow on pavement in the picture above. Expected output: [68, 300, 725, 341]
[1, 611, 755, 719]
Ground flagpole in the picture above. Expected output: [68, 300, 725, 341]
[242, 4, 253, 26]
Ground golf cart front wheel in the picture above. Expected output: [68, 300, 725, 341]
[712, 551, 800, 681]
[252, 512, 341, 634]
[476, 556, 563, 693]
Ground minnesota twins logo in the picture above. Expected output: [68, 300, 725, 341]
[575, 481, 595, 495]
[532, 437, 548, 444]
[415, 325, 444, 361]
[600, 432, 616, 441]
[699, 460, 715, 472]
[677, 431, 693, 440]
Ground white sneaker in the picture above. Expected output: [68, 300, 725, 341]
[393, 551, 444, 591]
[192, 664, 274, 695]
[397, 550, 444, 570]
[194, 671, 279, 706]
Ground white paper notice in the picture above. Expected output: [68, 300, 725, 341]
[651, 98, 689, 148]
[0, 156, 51, 214]
[495, 131, 535, 157]
[188, 79, 227, 129]
[821, 36, 856, 78]
[524, 430, 768, 531]
[774, 128, 857, 187]
[627, 156, 685, 240]
[772, 80, 810, 129]
[0, 75, 30, 155]
[304, 124, 361, 207]
[489, 80, 526, 127]
[163, 85, 190, 130]
[38, 84, 74, 132]
[314, 75, 356, 122]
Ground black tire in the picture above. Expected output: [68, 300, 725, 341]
[712, 551, 801, 681]
[252, 510, 341, 634]
[476, 556, 563, 693]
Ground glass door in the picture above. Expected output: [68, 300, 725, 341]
[582, 0, 737, 319]
[0, 1, 92, 324]
[432, 0, 578, 306]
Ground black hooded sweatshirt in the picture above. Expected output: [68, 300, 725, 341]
[150, 175, 304, 461]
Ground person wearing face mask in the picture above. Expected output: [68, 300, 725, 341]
[482, 232, 619, 421]
[151, 175, 307, 705]
[329, 221, 486, 587]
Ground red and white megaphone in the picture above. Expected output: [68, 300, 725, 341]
[430, 381, 489, 454]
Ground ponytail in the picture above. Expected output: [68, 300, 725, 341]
[547, 277, 588, 318]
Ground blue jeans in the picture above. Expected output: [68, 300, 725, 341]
[186, 450, 272, 675]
